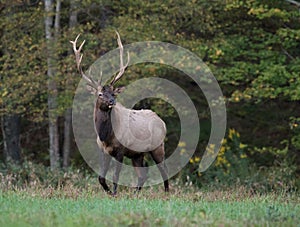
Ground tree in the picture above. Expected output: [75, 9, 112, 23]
[44, 0, 60, 170]
[1, 115, 21, 164]
[0, 0, 298, 181]
[0, 1, 46, 164]
[63, 0, 79, 168]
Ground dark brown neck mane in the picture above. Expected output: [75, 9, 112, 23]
[94, 102, 113, 142]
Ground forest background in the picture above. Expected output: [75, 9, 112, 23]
[0, 0, 299, 192]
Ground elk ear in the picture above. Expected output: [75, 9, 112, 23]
[114, 86, 125, 95]
[86, 84, 97, 95]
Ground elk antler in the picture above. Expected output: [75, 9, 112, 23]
[70, 34, 98, 89]
[110, 31, 130, 86]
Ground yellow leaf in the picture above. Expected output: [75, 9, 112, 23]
[2, 90, 8, 97]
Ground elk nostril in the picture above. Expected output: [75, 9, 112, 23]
[109, 99, 115, 105]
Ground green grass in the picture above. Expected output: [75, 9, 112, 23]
[0, 186, 299, 227]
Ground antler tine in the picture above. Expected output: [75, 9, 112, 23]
[110, 31, 130, 86]
[98, 70, 103, 86]
[70, 34, 98, 88]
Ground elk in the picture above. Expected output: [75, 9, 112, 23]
[70, 32, 169, 195]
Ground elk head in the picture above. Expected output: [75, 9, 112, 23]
[70, 32, 130, 112]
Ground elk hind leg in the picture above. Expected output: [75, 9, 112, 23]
[150, 144, 169, 192]
[132, 155, 148, 192]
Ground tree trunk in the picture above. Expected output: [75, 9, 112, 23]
[1, 114, 21, 164]
[44, 0, 60, 170]
[63, 0, 78, 168]
[63, 108, 72, 168]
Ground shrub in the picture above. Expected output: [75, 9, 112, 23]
[180, 128, 299, 193]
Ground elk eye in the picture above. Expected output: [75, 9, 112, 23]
[98, 93, 103, 97]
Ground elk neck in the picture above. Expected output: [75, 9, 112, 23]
[94, 100, 114, 143]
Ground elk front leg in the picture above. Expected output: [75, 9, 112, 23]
[112, 152, 124, 195]
[98, 150, 112, 193]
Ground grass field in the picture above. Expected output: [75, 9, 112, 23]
[0, 184, 299, 227]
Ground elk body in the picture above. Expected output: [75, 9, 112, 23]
[71, 33, 169, 194]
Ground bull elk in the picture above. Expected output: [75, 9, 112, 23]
[70, 32, 169, 195]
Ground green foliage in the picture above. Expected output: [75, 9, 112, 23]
[214, 0, 300, 102]
[290, 117, 300, 150]
[181, 129, 248, 187]
[0, 2, 47, 120]
[0, 0, 299, 186]
[181, 128, 298, 192]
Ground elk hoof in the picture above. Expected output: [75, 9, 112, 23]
[110, 191, 117, 197]
[134, 187, 142, 195]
